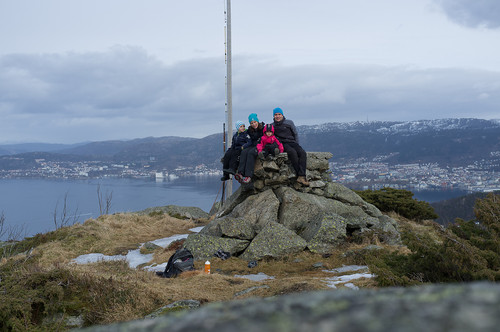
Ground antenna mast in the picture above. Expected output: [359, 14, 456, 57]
[224, 0, 233, 199]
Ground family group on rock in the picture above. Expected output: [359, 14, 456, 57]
[221, 107, 310, 186]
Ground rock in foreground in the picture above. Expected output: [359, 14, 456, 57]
[82, 282, 500, 332]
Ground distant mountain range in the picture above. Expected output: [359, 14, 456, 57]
[299, 118, 500, 167]
[1, 118, 500, 171]
[299, 118, 500, 135]
[0, 142, 88, 156]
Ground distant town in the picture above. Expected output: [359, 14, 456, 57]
[1, 153, 499, 193]
[330, 153, 500, 193]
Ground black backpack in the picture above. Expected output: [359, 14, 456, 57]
[156, 248, 194, 278]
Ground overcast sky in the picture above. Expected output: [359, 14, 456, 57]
[1, 0, 500, 144]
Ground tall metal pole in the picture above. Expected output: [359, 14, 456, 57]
[221, 122, 226, 204]
[225, 0, 233, 199]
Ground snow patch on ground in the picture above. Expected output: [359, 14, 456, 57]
[322, 265, 375, 289]
[71, 232, 375, 288]
[327, 265, 369, 274]
[234, 272, 275, 282]
[71, 227, 202, 271]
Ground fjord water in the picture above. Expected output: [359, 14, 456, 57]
[0, 177, 468, 240]
[0, 177, 224, 240]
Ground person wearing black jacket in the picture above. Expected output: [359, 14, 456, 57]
[272, 107, 309, 186]
[235, 113, 264, 184]
[221, 121, 251, 181]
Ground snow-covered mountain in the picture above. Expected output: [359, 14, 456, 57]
[2, 118, 500, 169]
[298, 118, 500, 135]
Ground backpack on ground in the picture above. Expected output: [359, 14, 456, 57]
[156, 248, 194, 278]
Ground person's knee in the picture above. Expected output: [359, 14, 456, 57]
[286, 147, 298, 157]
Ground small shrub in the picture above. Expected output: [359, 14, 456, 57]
[1, 228, 71, 259]
[0, 262, 77, 331]
[356, 187, 438, 221]
[474, 193, 500, 235]
[168, 213, 186, 219]
[354, 219, 495, 285]
[148, 210, 164, 217]
[166, 239, 185, 251]
[449, 193, 500, 270]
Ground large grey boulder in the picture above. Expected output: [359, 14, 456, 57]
[300, 213, 347, 254]
[228, 189, 280, 232]
[371, 215, 401, 245]
[215, 186, 253, 218]
[183, 234, 249, 260]
[274, 186, 329, 232]
[239, 222, 307, 261]
[324, 182, 382, 217]
[274, 187, 381, 234]
[82, 282, 500, 332]
[199, 189, 280, 241]
[199, 217, 256, 240]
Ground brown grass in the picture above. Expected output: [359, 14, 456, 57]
[32, 213, 196, 267]
[388, 211, 444, 244]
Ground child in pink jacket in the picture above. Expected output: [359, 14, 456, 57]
[257, 124, 284, 159]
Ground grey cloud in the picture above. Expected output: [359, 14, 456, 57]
[434, 0, 500, 29]
[232, 60, 500, 125]
[1, 48, 500, 143]
[1, 46, 224, 116]
[0, 47, 226, 142]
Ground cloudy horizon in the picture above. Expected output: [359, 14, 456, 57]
[1, 0, 500, 144]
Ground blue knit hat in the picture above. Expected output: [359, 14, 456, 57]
[273, 107, 284, 116]
[235, 120, 245, 131]
[248, 113, 259, 123]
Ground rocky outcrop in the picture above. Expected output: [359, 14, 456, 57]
[184, 152, 400, 260]
[81, 282, 500, 332]
[239, 222, 307, 261]
[138, 205, 210, 220]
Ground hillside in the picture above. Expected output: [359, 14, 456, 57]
[0, 210, 450, 330]
[1, 188, 499, 331]
[1, 118, 500, 170]
[0, 142, 87, 155]
[431, 190, 500, 225]
[299, 118, 500, 166]
[58, 136, 198, 157]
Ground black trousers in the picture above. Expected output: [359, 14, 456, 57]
[238, 147, 258, 177]
[283, 142, 307, 177]
[261, 142, 279, 157]
[222, 148, 241, 172]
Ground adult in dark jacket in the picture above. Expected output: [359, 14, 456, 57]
[272, 107, 309, 186]
[221, 121, 251, 181]
[235, 113, 264, 184]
